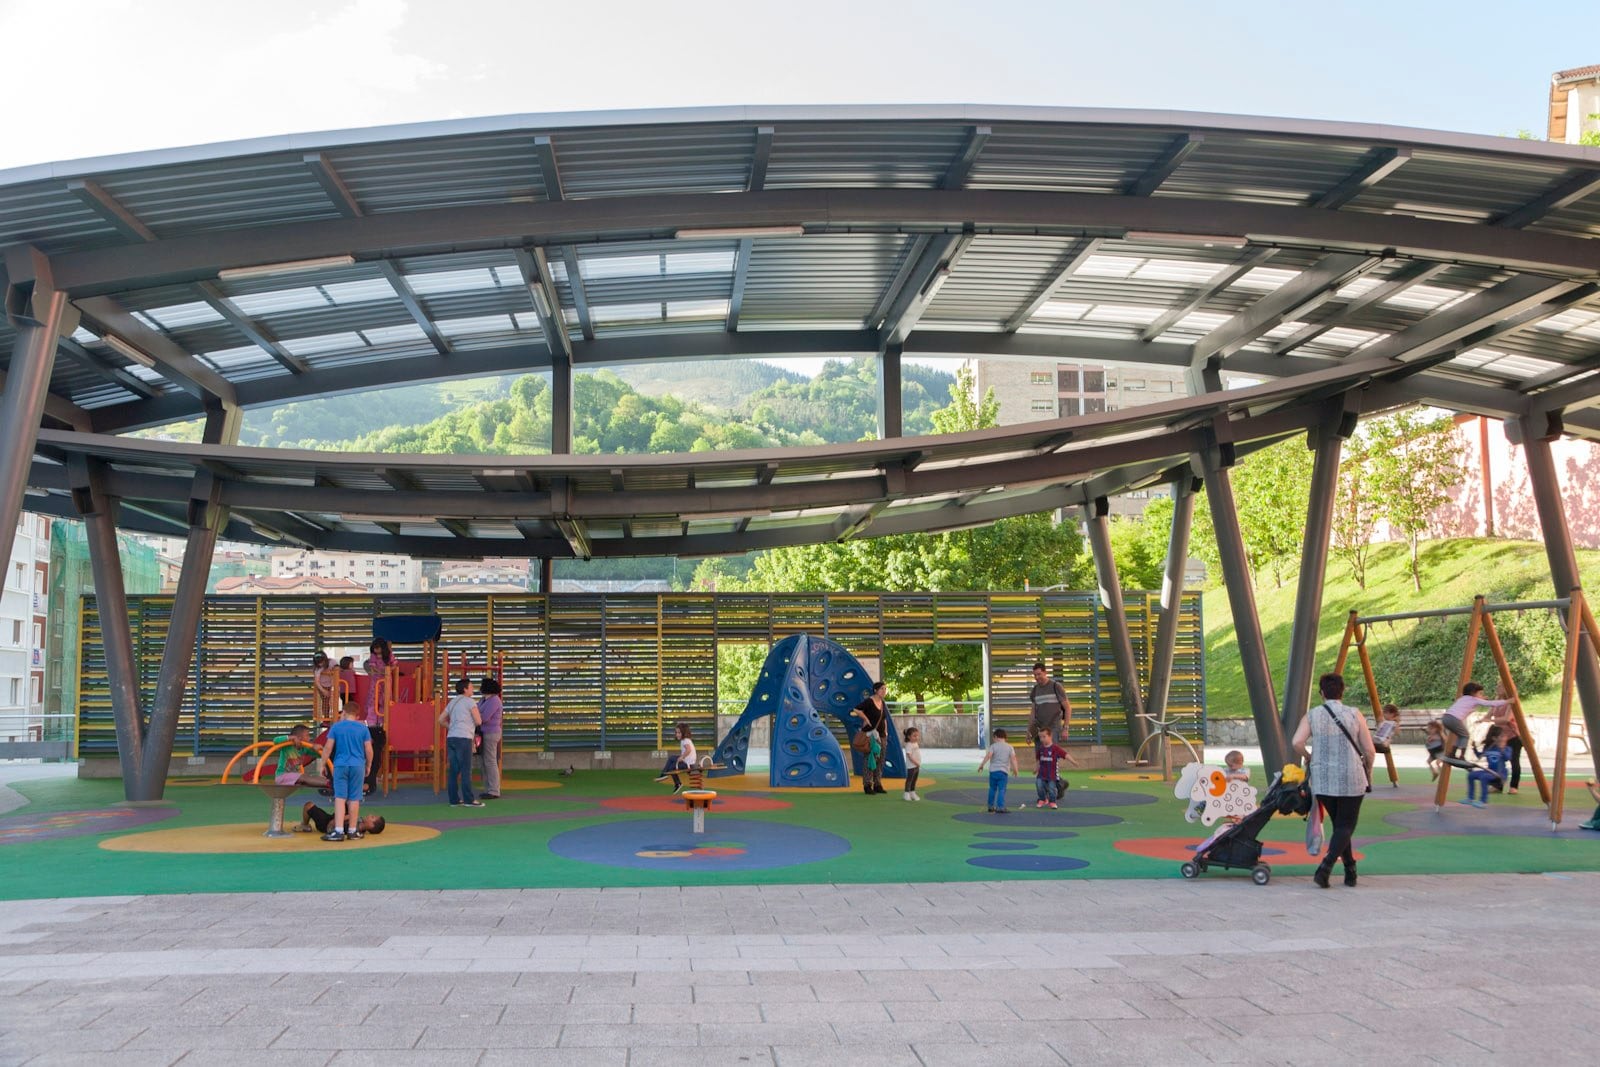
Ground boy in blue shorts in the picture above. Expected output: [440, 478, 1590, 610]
[319, 701, 373, 841]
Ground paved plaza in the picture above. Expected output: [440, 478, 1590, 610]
[3, 872, 1597, 1065]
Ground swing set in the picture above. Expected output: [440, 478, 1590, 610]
[1335, 591, 1597, 829]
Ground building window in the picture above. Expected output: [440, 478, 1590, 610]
[1151, 380, 1175, 393]
[1082, 370, 1105, 392]
[1030, 399, 1057, 414]
[8, 679, 17, 705]
[31, 677, 41, 704]
[12, 562, 23, 587]
[32, 623, 42, 648]
[1029, 371, 1052, 386]
[1057, 369, 1078, 391]
[1083, 397, 1106, 415]
[10, 620, 20, 644]
[1124, 379, 1147, 391]
[1060, 397, 1081, 417]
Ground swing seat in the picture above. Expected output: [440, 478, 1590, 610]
[1440, 754, 1478, 771]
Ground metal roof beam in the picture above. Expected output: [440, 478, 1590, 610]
[727, 126, 775, 333]
[55, 336, 160, 401]
[532, 135, 592, 342]
[73, 295, 237, 405]
[192, 282, 308, 373]
[1311, 147, 1412, 209]
[1126, 133, 1203, 196]
[49, 188, 1600, 296]
[876, 231, 973, 349]
[0, 368, 89, 430]
[1004, 238, 1105, 331]
[941, 125, 991, 189]
[1493, 168, 1600, 229]
[1267, 261, 1449, 355]
[513, 247, 571, 359]
[1193, 252, 1384, 368]
[302, 152, 363, 217]
[1357, 274, 1583, 364]
[1139, 247, 1276, 341]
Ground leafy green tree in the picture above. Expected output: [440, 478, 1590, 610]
[1331, 430, 1381, 590]
[1366, 408, 1466, 592]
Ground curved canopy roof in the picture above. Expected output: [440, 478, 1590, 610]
[5, 105, 1599, 557]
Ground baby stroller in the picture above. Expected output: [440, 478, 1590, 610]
[1179, 768, 1313, 886]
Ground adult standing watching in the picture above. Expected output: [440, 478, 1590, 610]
[362, 638, 395, 794]
[1028, 662, 1071, 746]
[477, 675, 504, 800]
[852, 681, 890, 795]
[1291, 673, 1375, 889]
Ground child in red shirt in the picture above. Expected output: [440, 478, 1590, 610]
[1034, 728, 1074, 809]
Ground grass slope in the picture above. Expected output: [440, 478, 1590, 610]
[1205, 538, 1600, 718]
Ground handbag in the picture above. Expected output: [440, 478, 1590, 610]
[851, 730, 871, 754]
[1319, 702, 1372, 793]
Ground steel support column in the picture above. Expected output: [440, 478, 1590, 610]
[1145, 477, 1197, 730]
[551, 350, 573, 455]
[1515, 415, 1600, 776]
[1279, 415, 1351, 741]
[540, 557, 555, 593]
[71, 459, 147, 795]
[877, 344, 903, 439]
[1083, 497, 1150, 752]
[0, 254, 69, 571]
[1200, 442, 1288, 768]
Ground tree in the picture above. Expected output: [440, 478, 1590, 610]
[1331, 431, 1381, 590]
[1228, 437, 1315, 587]
[1107, 515, 1163, 591]
[1366, 408, 1466, 592]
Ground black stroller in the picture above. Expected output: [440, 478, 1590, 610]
[1179, 771, 1313, 885]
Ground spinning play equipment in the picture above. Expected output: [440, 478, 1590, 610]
[682, 789, 717, 833]
[709, 634, 904, 787]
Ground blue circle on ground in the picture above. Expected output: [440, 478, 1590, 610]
[969, 842, 1038, 851]
[548, 817, 850, 872]
[967, 854, 1090, 872]
[951, 810, 1122, 828]
[975, 830, 1079, 840]
[928, 788, 1154, 809]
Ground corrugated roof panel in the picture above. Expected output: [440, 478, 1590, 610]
[552, 124, 754, 198]
[94, 157, 340, 237]
[764, 123, 973, 189]
[737, 234, 909, 326]
[320, 132, 549, 213]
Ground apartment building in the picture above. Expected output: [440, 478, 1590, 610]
[1, 514, 49, 744]
[269, 549, 422, 593]
[1549, 64, 1600, 144]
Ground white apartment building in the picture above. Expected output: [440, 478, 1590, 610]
[1549, 64, 1600, 144]
[1, 513, 49, 744]
[269, 549, 422, 593]
[965, 358, 1188, 516]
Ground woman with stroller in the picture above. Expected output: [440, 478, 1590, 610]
[1291, 673, 1375, 889]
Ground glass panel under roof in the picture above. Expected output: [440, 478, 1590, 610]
[437, 314, 514, 336]
[360, 323, 427, 345]
[319, 278, 397, 305]
[666, 299, 729, 320]
[406, 268, 498, 295]
[203, 345, 267, 369]
[666, 251, 735, 274]
[230, 287, 330, 316]
[1319, 327, 1382, 348]
[1174, 311, 1230, 332]
[1233, 267, 1299, 291]
[144, 302, 225, 329]
[1083, 304, 1161, 325]
[1132, 259, 1227, 283]
[1383, 284, 1466, 311]
[1034, 301, 1089, 320]
[1077, 255, 1139, 278]
[591, 302, 662, 325]
[71, 327, 99, 344]
[281, 331, 365, 356]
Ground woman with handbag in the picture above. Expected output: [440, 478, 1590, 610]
[1291, 673, 1376, 888]
[852, 681, 890, 796]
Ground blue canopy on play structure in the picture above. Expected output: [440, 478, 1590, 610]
[372, 614, 442, 645]
[709, 634, 906, 787]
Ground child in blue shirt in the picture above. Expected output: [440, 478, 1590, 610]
[1463, 725, 1510, 809]
[320, 703, 373, 840]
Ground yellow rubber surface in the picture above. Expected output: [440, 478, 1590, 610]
[100, 822, 440, 854]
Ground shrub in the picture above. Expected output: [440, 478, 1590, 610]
[1364, 596, 1568, 706]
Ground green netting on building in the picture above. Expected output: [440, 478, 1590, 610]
[75, 591, 1204, 757]
[46, 520, 162, 744]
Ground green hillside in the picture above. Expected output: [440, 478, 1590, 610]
[1204, 537, 1600, 719]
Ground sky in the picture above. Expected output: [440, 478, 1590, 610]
[0, 0, 1588, 171]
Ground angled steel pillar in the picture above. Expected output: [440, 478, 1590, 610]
[1199, 437, 1288, 768]
[136, 404, 239, 797]
[1279, 408, 1355, 740]
[551, 349, 573, 455]
[70, 457, 147, 796]
[1513, 414, 1600, 775]
[0, 249, 69, 571]
[540, 557, 555, 593]
[877, 344, 903, 439]
[1083, 496, 1150, 752]
[1145, 476, 1198, 730]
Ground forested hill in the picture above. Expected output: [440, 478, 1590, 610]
[233, 357, 957, 454]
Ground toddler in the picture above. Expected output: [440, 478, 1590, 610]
[977, 727, 1019, 814]
[902, 727, 922, 801]
[1372, 704, 1400, 751]
[1424, 721, 1446, 780]
[1034, 728, 1068, 809]
[1462, 725, 1509, 808]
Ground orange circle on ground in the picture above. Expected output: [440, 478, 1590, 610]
[100, 822, 439, 854]
[497, 779, 562, 791]
[1113, 836, 1363, 865]
[602, 795, 791, 813]
[705, 773, 935, 794]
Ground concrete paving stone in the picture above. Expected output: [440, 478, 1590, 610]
[151, 1052, 334, 1067]
[1208, 1011, 1374, 1041]
[758, 1000, 888, 1023]
[350, 1003, 509, 1026]
[828, 1020, 972, 1045]
[124, 1023, 291, 1049]
[911, 1041, 1069, 1066]
[1002, 996, 1146, 1022]
[1170, 995, 1270, 1018]
[883, 998, 1016, 1021]
[9, 1053, 183, 1067]
[324, 1052, 481, 1067]
[0, 1025, 144, 1052]
[631, 1002, 763, 1024]
[690, 984, 812, 1004]
[556, 1022, 699, 1047]
[0, 1005, 109, 1029]
[269, 1025, 424, 1050]
[627, 1048, 772, 1067]
[568, 983, 692, 1005]
[771, 1044, 921, 1066]
[477, 1050, 628, 1067]
[414, 1023, 561, 1048]
[697, 1021, 840, 1047]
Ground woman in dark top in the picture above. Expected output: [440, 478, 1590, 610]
[852, 681, 890, 796]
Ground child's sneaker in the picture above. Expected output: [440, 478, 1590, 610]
[347, 829, 364, 840]
[1473, 799, 1488, 808]
[1036, 800, 1045, 809]
[464, 800, 486, 808]
[1048, 802, 1058, 809]
[321, 829, 345, 842]
[911, 792, 921, 801]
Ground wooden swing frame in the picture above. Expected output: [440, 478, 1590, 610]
[1335, 591, 1598, 829]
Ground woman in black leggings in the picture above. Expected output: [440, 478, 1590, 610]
[1291, 673, 1377, 888]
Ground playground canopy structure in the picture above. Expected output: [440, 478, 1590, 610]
[3, 105, 1600, 797]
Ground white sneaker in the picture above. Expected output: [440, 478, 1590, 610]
[903, 792, 912, 801]
[912, 792, 921, 801]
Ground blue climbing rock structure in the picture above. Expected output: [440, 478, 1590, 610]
[710, 634, 902, 787]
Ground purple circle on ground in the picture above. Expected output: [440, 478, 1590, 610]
[928, 788, 1154, 809]
[548, 817, 850, 872]
[951, 810, 1122, 828]
[969, 841, 1038, 851]
[0, 806, 179, 845]
[967, 854, 1090, 872]
[975, 830, 1079, 840]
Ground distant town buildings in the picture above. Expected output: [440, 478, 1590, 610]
[214, 575, 369, 595]
[268, 549, 422, 593]
[1, 514, 49, 744]
[427, 558, 531, 593]
[1549, 64, 1600, 144]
